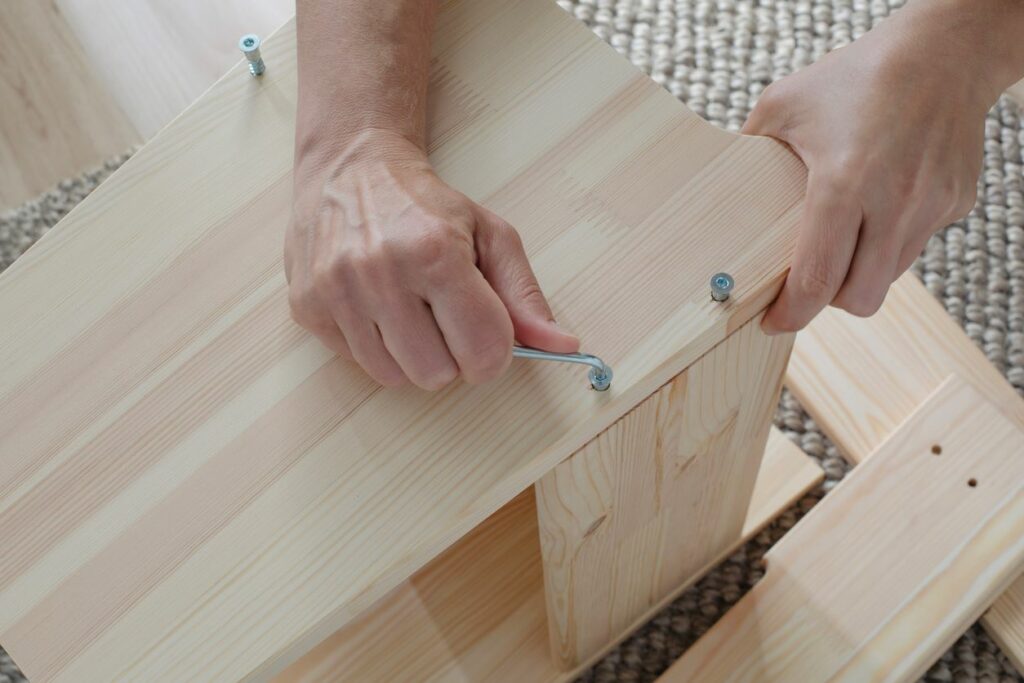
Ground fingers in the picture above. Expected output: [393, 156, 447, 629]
[287, 289, 354, 359]
[474, 207, 579, 353]
[376, 299, 459, 390]
[831, 217, 901, 317]
[762, 172, 863, 334]
[427, 261, 515, 385]
[333, 312, 407, 387]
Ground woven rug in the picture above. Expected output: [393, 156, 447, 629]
[2, 0, 1022, 680]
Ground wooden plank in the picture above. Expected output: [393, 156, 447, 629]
[659, 376, 1024, 683]
[0, 1, 807, 680]
[536, 318, 792, 669]
[787, 273, 1024, 668]
[56, 0, 293, 139]
[274, 427, 822, 683]
[0, 0, 139, 211]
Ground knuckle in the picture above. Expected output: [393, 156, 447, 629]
[463, 334, 513, 383]
[411, 228, 453, 266]
[311, 262, 341, 294]
[288, 288, 319, 329]
[794, 265, 838, 300]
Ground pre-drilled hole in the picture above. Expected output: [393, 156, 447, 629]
[931, 444, 942, 455]
[968, 478, 978, 488]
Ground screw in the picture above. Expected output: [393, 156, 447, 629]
[512, 347, 613, 391]
[710, 272, 735, 302]
[239, 34, 265, 76]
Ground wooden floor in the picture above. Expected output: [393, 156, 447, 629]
[0, 0, 289, 214]
[0, 0, 139, 212]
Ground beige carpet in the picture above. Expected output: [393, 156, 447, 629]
[2, 0, 1023, 681]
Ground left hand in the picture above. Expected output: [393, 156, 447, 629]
[744, 0, 997, 333]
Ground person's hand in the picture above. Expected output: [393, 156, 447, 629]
[285, 129, 579, 389]
[743, 1, 1001, 333]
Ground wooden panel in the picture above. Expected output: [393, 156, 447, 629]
[56, 0, 292, 139]
[787, 273, 1024, 668]
[788, 273, 1024, 466]
[275, 428, 822, 683]
[536, 318, 792, 669]
[0, 1, 807, 681]
[660, 376, 1024, 683]
[0, 0, 139, 210]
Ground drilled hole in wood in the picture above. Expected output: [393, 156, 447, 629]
[968, 478, 978, 488]
[931, 444, 942, 455]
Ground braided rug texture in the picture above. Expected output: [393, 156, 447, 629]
[0, 1, 1022, 681]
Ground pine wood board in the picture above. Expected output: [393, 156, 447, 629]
[787, 273, 1024, 671]
[0, 0, 140, 211]
[55, 0, 293, 139]
[0, 0, 807, 680]
[660, 375, 1024, 683]
[274, 427, 822, 683]
[787, 273, 1024, 465]
[537, 319, 792, 669]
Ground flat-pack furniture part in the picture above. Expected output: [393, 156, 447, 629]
[0, 0, 811, 680]
[659, 375, 1024, 683]
[273, 428, 821, 683]
[788, 272, 1024, 671]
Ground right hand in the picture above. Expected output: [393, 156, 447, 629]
[285, 129, 579, 390]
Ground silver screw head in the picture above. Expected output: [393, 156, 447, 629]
[588, 365, 613, 391]
[710, 272, 735, 302]
[239, 34, 265, 76]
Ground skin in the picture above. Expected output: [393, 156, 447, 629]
[289, 0, 1024, 388]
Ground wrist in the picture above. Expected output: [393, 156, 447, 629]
[294, 125, 430, 183]
[892, 0, 1024, 104]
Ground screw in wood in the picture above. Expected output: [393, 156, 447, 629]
[239, 34, 265, 76]
[512, 347, 613, 391]
[710, 272, 735, 302]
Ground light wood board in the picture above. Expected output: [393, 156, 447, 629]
[537, 318, 792, 669]
[0, 0, 807, 680]
[56, 0, 292, 139]
[274, 427, 821, 683]
[0, 0, 139, 211]
[660, 376, 1024, 683]
[787, 273, 1024, 671]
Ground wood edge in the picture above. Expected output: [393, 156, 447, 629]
[271, 426, 821, 683]
[982, 581, 1024, 674]
[557, 430, 822, 681]
[764, 375, 960, 565]
[657, 373, 1024, 682]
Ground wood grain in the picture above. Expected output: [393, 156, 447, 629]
[788, 273, 1024, 466]
[56, 0, 293, 139]
[274, 427, 822, 683]
[787, 273, 1024, 671]
[660, 376, 1024, 683]
[0, 1, 806, 680]
[0, 0, 139, 210]
[536, 318, 792, 669]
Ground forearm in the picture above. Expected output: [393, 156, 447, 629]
[885, 0, 1024, 105]
[295, 0, 438, 166]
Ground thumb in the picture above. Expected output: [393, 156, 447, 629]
[474, 208, 580, 353]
